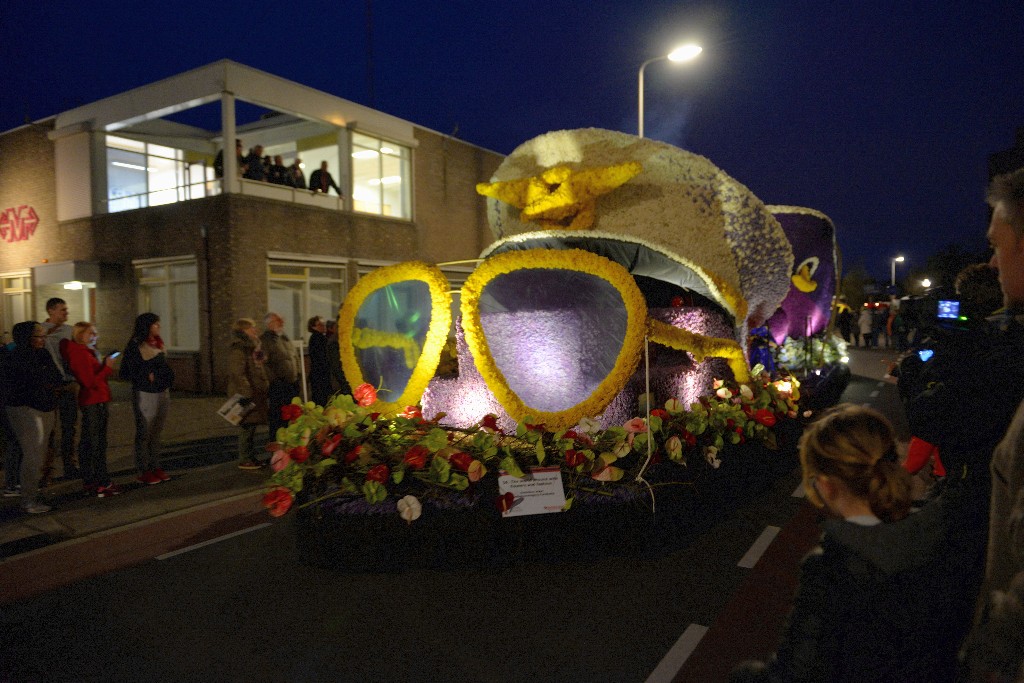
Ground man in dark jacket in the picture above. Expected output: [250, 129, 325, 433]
[309, 160, 342, 196]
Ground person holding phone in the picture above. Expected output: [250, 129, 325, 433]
[60, 322, 120, 497]
[119, 313, 175, 485]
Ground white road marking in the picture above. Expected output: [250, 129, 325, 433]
[738, 526, 780, 568]
[156, 523, 271, 560]
[645, 623, 709, 683]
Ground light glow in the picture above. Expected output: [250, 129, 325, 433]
[667, 44, 703, 62]
[63, 281, 83, 290]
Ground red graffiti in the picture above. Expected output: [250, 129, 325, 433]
[0, 206, 39, 242]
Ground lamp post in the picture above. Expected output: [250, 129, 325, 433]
[638, 44, 702, 138]
[890, 255, 905, 287]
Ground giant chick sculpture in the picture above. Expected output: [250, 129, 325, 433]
[415, 128, 794, 431]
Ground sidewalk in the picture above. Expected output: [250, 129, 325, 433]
[0, 382, 273, 558]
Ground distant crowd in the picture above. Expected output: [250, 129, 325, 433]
[215, 139, 342, 196]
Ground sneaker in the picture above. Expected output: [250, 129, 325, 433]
[2, 486, 20, 498]
[137, 471, 162, 485]
[153, 467, 171, 482]
[96, 483, 123, 498]
[24, 502, 51, 514]
[238, 460, 264, 471]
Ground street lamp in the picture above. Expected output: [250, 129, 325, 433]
[638, 43, 702, 138]
[890, 255, 905, 287]
[921, 278, 932, 289]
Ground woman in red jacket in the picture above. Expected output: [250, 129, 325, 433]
[61, 322, 120, 497]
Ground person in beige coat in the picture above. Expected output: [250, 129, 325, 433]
[227, 319, 270, 470]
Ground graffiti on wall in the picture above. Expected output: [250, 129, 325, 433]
[0, 206, 39, 242]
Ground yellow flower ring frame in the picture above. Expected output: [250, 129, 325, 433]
[338, 261, 452, 414]
[459, 248, 750, 429]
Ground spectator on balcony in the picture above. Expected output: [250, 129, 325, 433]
[309, 160, 342, 196]
[243, 145, 266, 182]
[288, 158, 306, 190]
[214, 139, 244, 179]
[268, 155, 289, 185]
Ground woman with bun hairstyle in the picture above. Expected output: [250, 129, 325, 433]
[731, 405, 972, 683]
[120, 313, 175, 485]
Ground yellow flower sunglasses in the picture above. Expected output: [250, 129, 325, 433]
[338, 248, 749, 428]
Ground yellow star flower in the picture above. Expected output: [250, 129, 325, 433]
[477, 161, 642, 231]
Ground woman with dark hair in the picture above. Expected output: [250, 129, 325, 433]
[731, 405, 971, 683]
[120, 313, 175, 485]
[1, 321, 62, 514]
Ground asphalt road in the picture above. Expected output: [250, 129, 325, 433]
[0, 348, 908, 683]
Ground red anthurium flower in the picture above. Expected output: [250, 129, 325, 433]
[270, 449, 292, 473]
[671, 295, 684, 308]
[754, 409, 777, 427]
[353, 383, 378, 407]
[281, 404, 303, 422]
[650, 409, 669, 420]
[683, 430, 697, 447]
[366, 464, 390, 483]
[401, 405, 422, 420]
[321, 433, 343, 456]
[524, 422, 546, 432]
[480, 414, 500, 432]
[369, 413, 381, 422]
[403, 445, 429, 470]
[496, 491, 515, 513]
[344, 445, 364, 464]
[448, 452, 474, 472]
[289, 445, 310, 463]
[564, 449, 585, 467]
[263, 487, 294, 517]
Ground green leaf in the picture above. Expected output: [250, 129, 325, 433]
[391, 468, 405, 485]
[430, 454, 451, 483]
[421, 428, 449, 451]
[361, 480, 387, 504]
[499, 454, 525, 478]
[535, 439, 547, 466]
[647, 415, 663, 433]
[449, 473, 469, 490]
[340, 477, 358, 495]
[312, 457, 337, 476]
[562, 497, 574, 511]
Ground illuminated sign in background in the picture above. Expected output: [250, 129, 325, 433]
[0, 205, 39, 242]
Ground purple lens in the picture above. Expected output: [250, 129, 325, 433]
[477, 269, 628, 412]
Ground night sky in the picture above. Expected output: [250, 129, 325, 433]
[3, 1, 1022, 282]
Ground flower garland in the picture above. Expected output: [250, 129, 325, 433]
[337, 261, 452, 414]
[647, 318, 750, 384]
[262, 366, 804, 520]
[350, 327, 421, 369]
[460, 248, 647, 430]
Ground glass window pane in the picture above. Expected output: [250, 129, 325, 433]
[140, 284, 170, 323]
[108, 147, 148, 208]
[269, 265, 305, 278]
[309, 266, 343, 280]
[138, 266, 165, 281]
[170, 263, 197, 281]
[268, 281, 303, 340]
[171, 282, 199, 349]
[107, 136, 145, 153]
[309, 282, 341, 324]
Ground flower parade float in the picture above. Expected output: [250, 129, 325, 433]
[267, 129, 835, 570]
[763, 206, 851, 409]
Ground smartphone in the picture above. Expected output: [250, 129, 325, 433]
[108, 351, 121, 359]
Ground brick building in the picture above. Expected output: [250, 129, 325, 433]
[0, 61, 502, 392]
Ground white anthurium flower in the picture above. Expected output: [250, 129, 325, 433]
[577, 416, 602, 435]
[397, 495, 422, 524]
[739, 384, 754, 400]
[704, 446, 722, 469]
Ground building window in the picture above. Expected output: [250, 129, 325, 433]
[268, 260, 347, 341]
[350, 132, 411, 219]
[107, 136, 216, 213]
[134, 258, 199, 350]
[1, 273, 31, 344]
